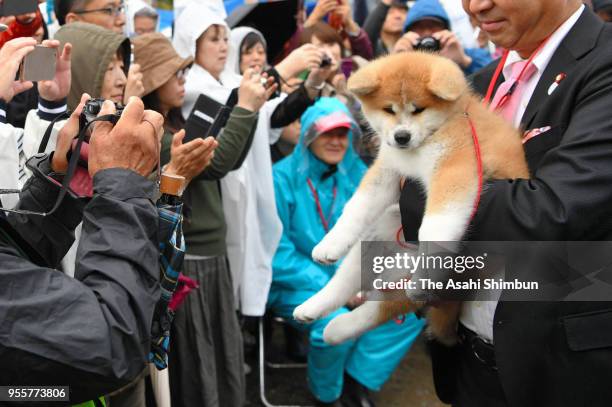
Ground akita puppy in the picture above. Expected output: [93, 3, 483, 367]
[293, 52, 529, 345]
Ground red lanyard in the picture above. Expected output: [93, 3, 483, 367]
[307, 178, 337, 233]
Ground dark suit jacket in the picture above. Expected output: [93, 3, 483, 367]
[399, 8, 612, 407]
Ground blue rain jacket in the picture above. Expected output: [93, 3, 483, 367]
[271, 98, 367, 294]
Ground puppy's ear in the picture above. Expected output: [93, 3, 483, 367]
[348, 69, 380, 97]
[427, 59, 467, 101]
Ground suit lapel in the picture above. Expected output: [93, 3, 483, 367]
[520, 9, 603, 129]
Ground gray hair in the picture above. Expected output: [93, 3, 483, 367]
[134, 7, 159, 20]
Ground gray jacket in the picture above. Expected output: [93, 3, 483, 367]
[0, 156, 159, 404]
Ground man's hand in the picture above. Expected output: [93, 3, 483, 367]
[88, 97, 163, 177]
[305, 0, 337, 27]
[434, 30, 472, 68]
[0, 37, 36, 102]
[275, 44, 323, 79]
[123, 63, 145, 104]
[392, 31, 419, 53]
[236, 68, 277, 112]
[164, 130, 218, 183]
[38, 40, 72, 102]
[52, 93, 91, 173]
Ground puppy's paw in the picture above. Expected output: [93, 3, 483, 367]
[312, 239, 351, 265]
[293, 301, 324, 324]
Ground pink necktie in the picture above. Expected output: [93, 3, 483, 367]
[490, 60, 538, 124]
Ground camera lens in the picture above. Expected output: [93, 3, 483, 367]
[320, 56, 332, 68]
[414, 36, 441, 52]
[86, 100, 103, 116]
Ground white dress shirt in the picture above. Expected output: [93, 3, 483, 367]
[459, 4, 585, 342]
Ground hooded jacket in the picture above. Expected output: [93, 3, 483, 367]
[403, 0, 491, 75]
[403, 0, 450, 32]
[271, 98, 366, 293]
[54, 22, 131, 110]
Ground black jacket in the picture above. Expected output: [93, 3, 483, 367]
[0, 157, 160, 404]
[400, 8, 612, 407]
[363, 1, 392, 57]
[270, 83, 314, 129]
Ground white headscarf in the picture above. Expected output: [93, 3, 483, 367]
[175, 3, 285, 316]
[225, 27, 267, 76]
[173, 1, 240, 114]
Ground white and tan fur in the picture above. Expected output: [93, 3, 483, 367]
[293, 52, 529, 345]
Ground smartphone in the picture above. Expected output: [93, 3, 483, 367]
[19, 46, 57, 82]
[184, 94, 226, 142]
[0, 0, 38, 17]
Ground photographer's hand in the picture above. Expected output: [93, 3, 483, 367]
[237, 68, 277, 112]
[275, 44, 323, 79]
[52, 93, 91, 173]
[0, 37, 36, 102]
[337, 0, 360, 36]
[123, 63, 145, 104]
[434, 30, 472, 68]
[392, 31, 419, 53]
[165, 130, 218, 184]
[305, 0, 337, 27]
[304, 59, 333, 99]
[88, 97, 163, 177]
[38, 40, 72, 102]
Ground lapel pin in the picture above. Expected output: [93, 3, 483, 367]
[548, 73, 567, 96]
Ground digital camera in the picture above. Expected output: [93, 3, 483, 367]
[414, 36, 441, 52]
[79, 98, 125, 134]
[320, 55, 332, 68]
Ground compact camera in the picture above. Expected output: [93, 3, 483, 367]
[320, 55, 332, 68]
[79, 98, 125, 133]
[414, 36, 441, 52]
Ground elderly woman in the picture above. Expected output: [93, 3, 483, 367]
[270, 97, 425, 407]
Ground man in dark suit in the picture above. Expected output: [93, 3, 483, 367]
[399, 1, 612, 406]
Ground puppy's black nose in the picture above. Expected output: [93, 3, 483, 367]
[394, 131, 411, 146]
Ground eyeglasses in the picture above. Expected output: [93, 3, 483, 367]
[74, 3, 125, 17]
[176, 67, 191, 81]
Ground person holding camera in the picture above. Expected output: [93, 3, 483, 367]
[304, 0, 374, 63]
[392, 0, 491, 75]
[0, 37, 72, 209]
[1, 36, 165, 401]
